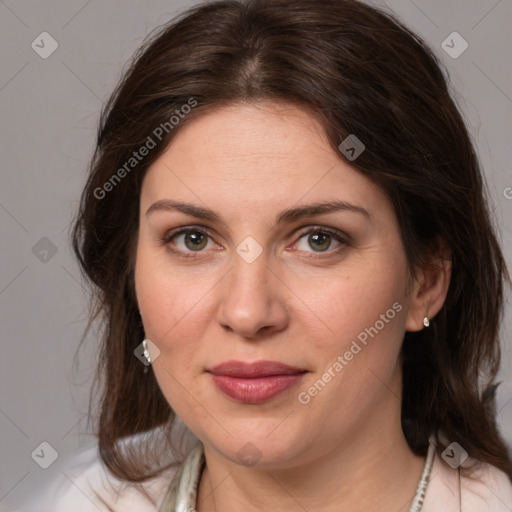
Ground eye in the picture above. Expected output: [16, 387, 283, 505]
[161, 227, 217, 258]
[292, 227, 349, 257]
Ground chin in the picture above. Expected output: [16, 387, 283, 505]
[199, 421, 310, 469]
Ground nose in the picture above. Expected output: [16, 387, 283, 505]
[216, 253, 289, 340]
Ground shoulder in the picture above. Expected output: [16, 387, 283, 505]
[20, 440, 180, 512]
[423, 451, 512, 512]
[459, 457, 512, 511]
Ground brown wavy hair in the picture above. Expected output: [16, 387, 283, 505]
[72, 0, 512, 485]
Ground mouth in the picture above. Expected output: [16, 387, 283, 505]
[206, 360, 308, 404]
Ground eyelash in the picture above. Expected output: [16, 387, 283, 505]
[160, 225, 350, 260]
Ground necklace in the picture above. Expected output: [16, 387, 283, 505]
[158, 438, 436, 512]
[409, 438, 436, 511]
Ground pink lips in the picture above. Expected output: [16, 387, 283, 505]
[207, 360, 307, 404]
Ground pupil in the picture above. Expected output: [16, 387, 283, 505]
[310, 233, 330, 251]
[186, 232, 206, 250]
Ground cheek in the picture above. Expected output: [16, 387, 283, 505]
[135, 244, 211, 343]
[134, 243, 223, 400]
[296, 274, 406, 429]
[134, 250, 209, 416]
[298, 256, 407, 352]
[296, 254, 408, 413]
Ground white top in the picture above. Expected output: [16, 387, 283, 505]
[18, 433, 512, 511]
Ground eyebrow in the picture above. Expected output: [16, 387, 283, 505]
[145, 199, 371, 226]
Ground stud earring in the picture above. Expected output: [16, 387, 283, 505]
[423, 316, 430, 328]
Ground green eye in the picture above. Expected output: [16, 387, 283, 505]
[181, 231, 208, 251]
[306, 232, 333, 251]
[162, 227, 214, 258]
[293, 227, 349, 256]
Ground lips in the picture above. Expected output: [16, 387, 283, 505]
[207, 360, 307, 404]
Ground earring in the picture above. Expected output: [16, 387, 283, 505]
[423, 316, 430, 328]
[142, 338, 152, 364]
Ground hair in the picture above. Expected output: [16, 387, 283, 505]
[72, 0, 512, 486]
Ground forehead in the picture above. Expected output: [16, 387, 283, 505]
[141, 102, 390, 223]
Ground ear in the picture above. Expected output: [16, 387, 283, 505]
[405, 237, 452, 332]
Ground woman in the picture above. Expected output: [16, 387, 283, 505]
[37, 0, 512, 510]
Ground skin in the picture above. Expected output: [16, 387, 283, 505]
[135, 101, 452, 512]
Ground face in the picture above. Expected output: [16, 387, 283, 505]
[135, 102, 418, 469]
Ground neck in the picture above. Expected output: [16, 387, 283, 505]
[196, 378, 426, 512]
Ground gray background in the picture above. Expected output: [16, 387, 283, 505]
[1, 0, 511, 508]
